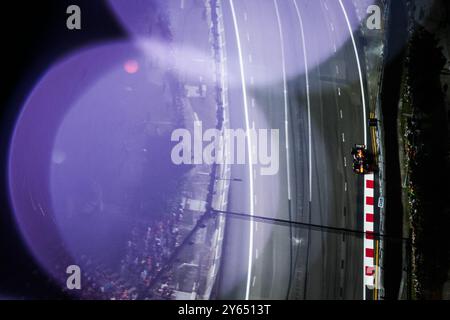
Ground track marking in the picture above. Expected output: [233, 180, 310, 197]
[230, 0, 255, 300]
[340, 109, 343, 119]
[338, 0, 368, 145]
[341, 132, 345, 142]
[293, 0, 312, 201]
[338, 0, 370, 300]
[364, 174, 376, 299]
[274, 0, 292, 201]
[371, 126, 378, 155]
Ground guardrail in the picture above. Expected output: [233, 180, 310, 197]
[199, 0, 230, 299]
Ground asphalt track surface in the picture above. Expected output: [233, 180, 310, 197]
[216, 0, 371, 300]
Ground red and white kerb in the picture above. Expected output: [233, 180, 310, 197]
[364, 173, 375, 289]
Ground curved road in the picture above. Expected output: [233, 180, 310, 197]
[216, 0, 371, 300]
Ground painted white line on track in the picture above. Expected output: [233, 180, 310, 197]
[338, 0, 370, 300]
[340, 109, 343, 119]
[274, 0, 292, 201]
[342, 132, 345, 142]
[293, 0, 312, 202]
[230, 0, 255, 301]
[338, 0, 368, 145]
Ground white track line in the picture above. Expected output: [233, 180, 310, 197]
[229, 0, 255, 301]
[293, 0, 312, 202]
[338, 0, 369, 299]
[274, 0, 292, 201]
[338, 0, 367, 145]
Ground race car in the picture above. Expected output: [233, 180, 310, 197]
[351, 144, 374, 174]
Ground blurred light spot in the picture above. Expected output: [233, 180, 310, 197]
[52, 150, 66, 164]
[124, 59, 139, 74]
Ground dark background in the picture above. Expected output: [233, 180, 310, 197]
[0, 0, 125, 299]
